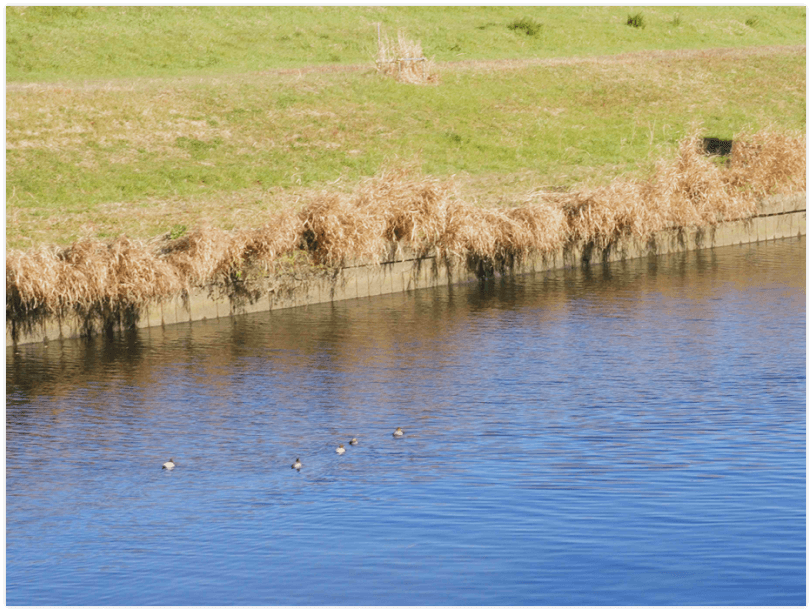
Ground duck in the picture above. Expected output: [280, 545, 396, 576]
[162, 458, 175, 470]
[393, 427, 404, 437]
[336, 444, 346, 455]
[291, 457, 302, 470]
[349, 437, 358, 446]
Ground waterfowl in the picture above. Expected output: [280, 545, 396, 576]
[393, 427, 404, 437]
[291, 458, 302, 470]
[349, 438, 358, 446]
[336, 444, 346, 455]
[162, 458, 175, 470]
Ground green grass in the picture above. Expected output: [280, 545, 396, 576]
[627, 13, 646, 29]
[7, 6, 805, 81]
[5, 6, 806, 249]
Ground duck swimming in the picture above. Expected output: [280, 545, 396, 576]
[162, 458, 175, 470]
[336, 444, 346, 455]
[393, 427, 404, 437]
[291, 457, 302, 470]
[349, 438, 358, 446]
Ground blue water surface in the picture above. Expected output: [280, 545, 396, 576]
[6, 237, 806, 605]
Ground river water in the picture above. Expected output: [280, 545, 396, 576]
[6, 237, 806, 605]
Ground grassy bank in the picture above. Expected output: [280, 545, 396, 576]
[6, 130, 806, 339]
[7, 43, 806, 249]
[6, 7, 807, 251]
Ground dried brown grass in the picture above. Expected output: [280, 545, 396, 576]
[727, 127, 806, 197]
[6, 130, 804, 336]
[563, 128, 805, 248]
[297, 166, 565, 266]
[375, 30, 438, 84]
[6, 237, 182, 336]
[299, 168, 456, 264]
[445, 204, 568, 263]
[159, 226, 251, 289]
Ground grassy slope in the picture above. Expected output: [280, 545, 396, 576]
[7, 6, 806, 80]
[6, 6, 806, 249]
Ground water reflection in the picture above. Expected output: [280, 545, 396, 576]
[6, 238, 806, 605]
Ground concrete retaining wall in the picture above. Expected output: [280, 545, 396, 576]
[7, 192, 805, 346]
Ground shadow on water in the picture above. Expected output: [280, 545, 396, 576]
[7, 237, 805, 435]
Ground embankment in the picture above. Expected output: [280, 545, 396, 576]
[7, 192, 804, 347]
[6, 131, 806, 346]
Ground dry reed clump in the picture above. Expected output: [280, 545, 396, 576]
[562, 180, 648, 249]
[297, 165, 569, 268]
[649, 132, 753, 227]
[376, 30, 438, 84]
[444, 203, 567, 265]
[7, 247, 64, 320]
[159, 226, 249, 288]
[242, 211, 304, 269]
[6, 220, 306, 335]
[90, 237, 180, 308]
[563, 129, 805, 248]
[6, 237, 182, 332]
[298, 192, 388, 266]
[298, 168, 457, 264]
[726, 128, 806, 197]
[355, 168, 455, 252]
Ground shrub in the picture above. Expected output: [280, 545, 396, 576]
[626, 13, 645, 29]
[507, 17, 542, 37]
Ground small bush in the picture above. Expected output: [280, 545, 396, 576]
[626, 13, 645, 29]
[671, 13, 681, 27]
[745, 17, 759, 27]
[507, 17, 542, 37]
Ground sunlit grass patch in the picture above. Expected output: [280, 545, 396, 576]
[7, 45, 804, 252]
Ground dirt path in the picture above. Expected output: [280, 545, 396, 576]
[437, 44, 804, 70]
[6, 44, 804, 92]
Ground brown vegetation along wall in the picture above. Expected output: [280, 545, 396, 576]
[6, 131, 806, 346]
